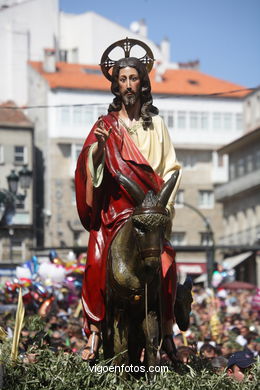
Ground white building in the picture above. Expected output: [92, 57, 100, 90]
[0, 0, 59, 105]
[0, 1, 177, 106]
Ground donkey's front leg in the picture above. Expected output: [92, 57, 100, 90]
[142, 311, 159, 379]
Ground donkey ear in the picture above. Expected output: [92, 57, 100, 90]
[156, 171, 180, 208]
[115, 171, 145, 205]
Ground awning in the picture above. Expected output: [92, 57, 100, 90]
[176, 263, 206, 275]
[222, 251, 253, 270]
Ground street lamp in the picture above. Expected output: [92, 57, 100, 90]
[0, 165, 33, 226]
[18, 165, 33, 193]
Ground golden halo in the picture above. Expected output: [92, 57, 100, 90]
[100, 37, 154, 81]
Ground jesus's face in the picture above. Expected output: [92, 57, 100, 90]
[118, 67, 141, 106]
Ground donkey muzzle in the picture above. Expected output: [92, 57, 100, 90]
[140, 248, 161, 259]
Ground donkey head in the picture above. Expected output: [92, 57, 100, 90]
[116, 171, 179, 282]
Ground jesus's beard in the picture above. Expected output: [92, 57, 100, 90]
[122, 92, 139, 106]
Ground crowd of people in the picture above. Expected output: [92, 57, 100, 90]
[0, 274, 259, 382]
[171, 286, 260, 380]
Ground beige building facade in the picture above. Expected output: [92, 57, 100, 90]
[0, 102, 35, 264]
[215, 87, 260, 286]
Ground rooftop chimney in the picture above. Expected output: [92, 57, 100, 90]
[160, 37, 170, 64]
[43, 48, 56, 73]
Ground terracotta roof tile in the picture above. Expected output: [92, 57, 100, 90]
[0, 101, 32, 126]
[29, 61, 249, 98]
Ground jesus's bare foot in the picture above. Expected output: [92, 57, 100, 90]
[82, 325, 100, 361]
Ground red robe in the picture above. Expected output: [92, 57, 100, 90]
[75, 113, 177, 333]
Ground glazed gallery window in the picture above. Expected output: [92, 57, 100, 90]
[198, 190, 214, 208]
[160, 110, 174, 128]
[237, 158, 245, 177]
[212, 112, 221, 129]
[235, 113, 243, 130]
[82, 106, 94, 125]
[177, 111, 187, 129]
[223, 113, 232, 130]
[60, 106, 71, 124]
[190, 111, 199, 129]
[14, 146, 27, 164]
[201, 112, 209, 129]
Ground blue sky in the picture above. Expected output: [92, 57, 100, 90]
[59, 0, 260, 88]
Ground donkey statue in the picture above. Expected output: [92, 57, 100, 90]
[102, 170, 192, 373]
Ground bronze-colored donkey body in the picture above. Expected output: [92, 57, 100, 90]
[102, 171, 180, 374]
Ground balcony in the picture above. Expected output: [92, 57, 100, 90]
[215, 169, 260, 201]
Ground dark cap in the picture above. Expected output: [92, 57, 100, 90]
[227, 350, 255, 369]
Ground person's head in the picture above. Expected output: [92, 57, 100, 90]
[176, 346, 196, 364]
[211, 356, 228, 373]
[226, 350, 255, 382]
[108, 57, 158, 128]
[221, 341, 234, 357]
[199, 343, 217, 359]
[173, 333, 184, 347]
[240, 326, 249, 337]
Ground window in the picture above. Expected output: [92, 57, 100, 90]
[181, 154, 196, 169]
[246, 155, 254, 173]
[82, 107, 94, 125]
[16, 196, 25, 210]
[171, 232, 186, 246]
[229, 163, 235, 180]
[213, 112, 221, 129]
[59, 49, 68, 62]
[11, 238, 24, 260]
[237, 158, 245, 177]
[14, 146, 27, 164]
[71, 143, 82, 173]
[175, 189, 184, 207]
[167, 112, 174, 128]
[160, 110, 174, 128]
[200, 232, 213, 246]
[223, 113, 232, 130]
[217, 154, 224, 167]
[235, 113, 243, 130]
[201, 112, 209, 129]
[190, 111, 199, 129]
[97, 105, 107, 118]
[61, 106, 71, 124]
[198, 190, 214, 208]
[73, 106, 82, 124]
[72, 144, 82, 161]
[177, 111, 186, 129]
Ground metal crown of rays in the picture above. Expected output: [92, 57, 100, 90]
[100, 37, 155, 81]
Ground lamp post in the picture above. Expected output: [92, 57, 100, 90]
[0, 165, 32, 226]
[179, 201, 215, 288]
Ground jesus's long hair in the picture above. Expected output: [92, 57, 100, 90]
[108, 57, 158, 129]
